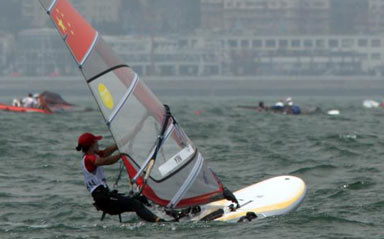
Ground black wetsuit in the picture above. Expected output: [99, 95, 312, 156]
[92, 185, 159, 222]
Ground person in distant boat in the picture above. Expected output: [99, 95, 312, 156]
[285, 97, 293, 106]
[22, 93, 38, 108]
[270, 99, 284, 112]
[257, 101, 268, 111]
[32, 93, 41, 108]
[12, 98, 22, 107]
[76, 132, 166, 223]
[283, 97, 301, 115]
[283, 97, 293, 114]
[35, 93, 52, 112]
[275, 99, 284, 108]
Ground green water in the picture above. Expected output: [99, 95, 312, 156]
[1, 92, 384, 238]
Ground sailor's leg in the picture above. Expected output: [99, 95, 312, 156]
[127, 198, 163, 222]
[111, 194, 163, 222]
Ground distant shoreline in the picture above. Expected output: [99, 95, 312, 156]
[1, 75, 383, 81]
[1, 76, 383, 97]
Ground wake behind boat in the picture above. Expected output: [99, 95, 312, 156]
[40, 0, 306, 223]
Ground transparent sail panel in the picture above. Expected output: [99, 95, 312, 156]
[109, 88, 196, 181]
[111, 94, 159, 166]
[82, 37, 126, 81]
[154, 125, 196, 180]
[88, 69, 130, 119]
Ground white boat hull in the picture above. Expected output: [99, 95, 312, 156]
[190, 175, 306, 222]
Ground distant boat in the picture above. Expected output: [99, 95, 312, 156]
[363, 100, 380, 109]
[327, 109, 340, 116]
[0, 91, 74, 114]
[39, 91, 75, 112]
[237, 103, 322, 115]
[0, 103, 52, 114]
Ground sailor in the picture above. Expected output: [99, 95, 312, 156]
[274, 99, 284, 108]
[285, 97, 293, 106]
[257, 101, 267, 111]
[284, 97, 301, 115]
[76, 132, 166, 222]
[22, 93, 38, 108]
[270, 99, 284, 112]
[283, 97, 293, 114]
[35, 94, 50, 111]
[12, 98, 22, 107]
[32, 93, 42, 108]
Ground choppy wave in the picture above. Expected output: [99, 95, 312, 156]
[1, 96, 384, 239]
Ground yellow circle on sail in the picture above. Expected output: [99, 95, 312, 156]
[98, 83, 114, 109]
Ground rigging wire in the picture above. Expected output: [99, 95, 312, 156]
[113, 161, 124, 189]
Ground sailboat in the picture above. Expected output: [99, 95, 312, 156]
[0, 91, 74, 114]
[39, 0, 306, 223]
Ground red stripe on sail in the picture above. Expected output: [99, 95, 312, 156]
[51, 0, 96, 64]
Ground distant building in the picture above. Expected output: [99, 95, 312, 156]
[12, 30, 384, 77]
[329, 0, 369, 34]
[120, 0, 201, 34]
[200, 0, 224, 30]
[200, 0, 384, 35]
[0, 0, 24, 33]
[8, 1, 384, 77]
[105, 33, 384, 77]
[71, 0, 122, 24]
[0, 33, 14, 75]
[368, 0, 384, 34]
[17, 0, 124, 31]
[15, 29, 77, 76]
[294, 0, 331, 34]
[201, 0, 330, 34]
[218, 34, 384, 76]
[104, 34, 222, 76]
[21, 0, 49, 28]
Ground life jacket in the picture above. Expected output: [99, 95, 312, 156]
[81, 155, 108, 193]
[292, 105, 301, 115]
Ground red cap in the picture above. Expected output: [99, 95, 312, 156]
[77, 133, 102, 147]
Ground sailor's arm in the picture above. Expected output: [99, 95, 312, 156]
[103, 144, 118, 157]
[95, 153, 121, 166]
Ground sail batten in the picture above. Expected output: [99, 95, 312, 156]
[47, 0, 58, 13]
[168, 152, 204, 208]
[80, 31, 99, 66]
[40, 0, 225, 209]
[86, 65, 129, 84]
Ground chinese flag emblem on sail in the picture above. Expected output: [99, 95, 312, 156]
[51, 0, 96, 64]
